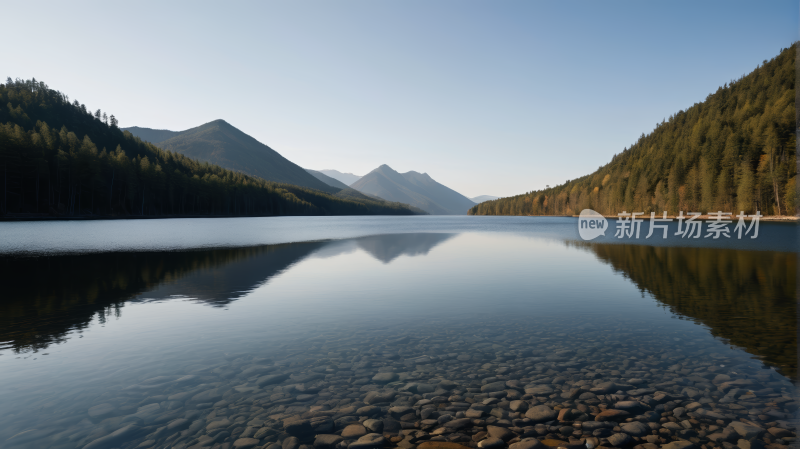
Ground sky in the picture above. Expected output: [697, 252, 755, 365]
[3, 1, 797, 198]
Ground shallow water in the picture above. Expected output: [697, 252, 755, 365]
[0, 217, 796, 449]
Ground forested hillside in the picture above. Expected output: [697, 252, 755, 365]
[0, 78, 420, 218]
[470, 44, 797, 217]
[127, 120, 338, 192]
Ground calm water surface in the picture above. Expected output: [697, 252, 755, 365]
[0, 217, 796, 449]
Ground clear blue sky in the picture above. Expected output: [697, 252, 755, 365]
[4, 1, 797, 197]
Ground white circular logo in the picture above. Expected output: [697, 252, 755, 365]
[578, 209, 608, 240]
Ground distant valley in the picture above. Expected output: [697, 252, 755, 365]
[470, 195, 499, 203]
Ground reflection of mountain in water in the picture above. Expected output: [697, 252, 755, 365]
[0, 233, 454, 353]
[311, 233, 454, 263]
[569, 241, 797, 378]
[356, 233, 454, 263]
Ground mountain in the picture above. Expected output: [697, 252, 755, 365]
[471, 195, 499, 203]
[317, 169, 362, 186]
[122, 126, 179, 144]
[0, 78, 421, 217]
[470, 44, 797, 217]
[305, 169, 350, 189]
[125, 120, 337, 193]
[350, 164, 475, 215]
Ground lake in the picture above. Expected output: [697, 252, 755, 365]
[0, 216, 796, 449]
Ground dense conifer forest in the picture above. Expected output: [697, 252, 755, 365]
[0, 78, 420, 218]
[470, 45, 797, 217]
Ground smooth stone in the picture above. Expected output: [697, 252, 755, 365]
[620, 421, 649, 437]
[581, 422, 615, 431]
[283, 437, 300, 449]
[558, 426, 574, 436]
[482, 381, 508, 393]
[510, 400, 528, 412]
[525, 405, 557, 423]
[438, 380, 457, 390]
[342, 424, 368, 438]
[767, 427, 792, 438]
[466, 409, 485, 419]
[444, 418, 472, 429]
[349, 433, 386, 449]
[364, 390, 397, 404]
[372, 372, 398, 384]
[207, 419, 232, 431]
[257, 373, 290, 387]
[729, 422, 764, 440]
[594, 409, 630, 422]
[487, 425, 515, 441]
[614, 401, 645, 413]
[478, 437, 506, 449]
[314, 434, 344, 449]
[364, 419, 384, 433]
[509, 439, 547, 449]
[233, 438, 261, 449]
[284, 419, 313, 437]
[661, 440, 695, 449]
[526, 386, 554, 396]
[389, 406, 415, 419]
[606, 433, 632, 447]
[539, 439, 568, 447]
[418, 443, 472, 449]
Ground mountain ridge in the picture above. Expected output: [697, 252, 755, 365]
[125, 120, 337, 193]
[350, 164, 475, 215]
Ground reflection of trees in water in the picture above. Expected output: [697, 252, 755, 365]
[568, 241, 797, 378]
[0, 233, 455, 354]
[0, 244, 323, 353]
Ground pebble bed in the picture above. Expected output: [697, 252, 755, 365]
[2, 319, 797, 449]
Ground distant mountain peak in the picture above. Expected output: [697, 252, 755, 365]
[351, 165, 474, 215]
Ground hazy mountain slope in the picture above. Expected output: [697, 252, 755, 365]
[471, 195, 499, 203]
[401, 170, 476, 213]
[318, 169, 362, 186]
[123, 126, 180, 144]
[135, 119, 337, 193]
[306, 169, 350, 189]
[350, 164, 474, 215]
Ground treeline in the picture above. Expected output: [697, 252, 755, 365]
[0, 78, 420, 218]
[471, 44, 797, 217]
